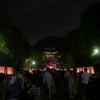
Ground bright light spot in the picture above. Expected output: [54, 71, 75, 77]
[32, 61, 35, 65]
[94, 49, 99, 53]
[49, 66, 52, 69]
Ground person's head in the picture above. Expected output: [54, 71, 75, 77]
[12, 63, 21, 74]
[93, 61, 100, 75]
[67, 68, 70, 72]
[70, 70, 74, 76]
[84, 68, 87, 72]
[46, 67, 50, 71]
[73, 68, 77, 72]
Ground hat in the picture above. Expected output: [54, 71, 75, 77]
[35, 68, 39, 70]
[22, 67, 29, 72]
[12, 63, 21, 71]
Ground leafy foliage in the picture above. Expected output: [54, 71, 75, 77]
[0, 9, 37, 66]
[0, 32, 10, 55]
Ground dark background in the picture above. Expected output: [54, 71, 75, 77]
[0, 0, 100, 45]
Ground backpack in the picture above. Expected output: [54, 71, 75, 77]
[10, 74, 22, 98]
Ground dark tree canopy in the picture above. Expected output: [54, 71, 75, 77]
[0, 9, 34, 66]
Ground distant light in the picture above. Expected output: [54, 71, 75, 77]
[94, 49, 99, 53]
[32, 61, 35, 65]
[49, 66, 52, 69]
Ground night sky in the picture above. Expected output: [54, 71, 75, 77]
[0, 0, 100, 45]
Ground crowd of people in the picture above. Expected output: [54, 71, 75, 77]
[0, 61, 100, 100]
[0, 63, 59, 100]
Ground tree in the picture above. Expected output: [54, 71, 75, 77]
[0, 32, 10, 55]
[65, 1, 100, 66]
[0, 9, 35, 66]
[0, 9, 12, 56]
[77, 2, 100, 65]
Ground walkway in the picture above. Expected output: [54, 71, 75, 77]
[48, 80, 81, 100]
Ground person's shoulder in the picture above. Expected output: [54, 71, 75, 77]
[87, 72, 90, 75]
[16, 74, 24, 82]
[85, 72, 90, 76]
[17, 73, 23, 77]
[11, 74, 16, 78]
[84, 72, 89, 75]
